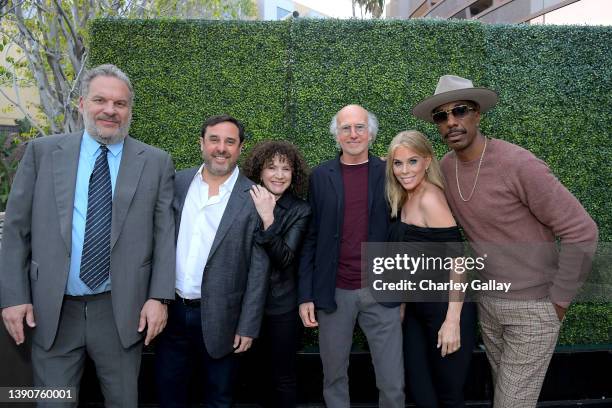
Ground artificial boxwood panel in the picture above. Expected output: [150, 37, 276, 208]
[89, 19, 291, 169]
[481, 24, 611, 243]
[89, 18, 611, 345]
[290, 19, 487, 163]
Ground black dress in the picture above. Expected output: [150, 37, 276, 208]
[388, 221, 477, 408]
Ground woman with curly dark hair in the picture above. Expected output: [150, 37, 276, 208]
[242, 140, 311, 408]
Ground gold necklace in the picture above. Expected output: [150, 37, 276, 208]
[455, 137, 487, 202]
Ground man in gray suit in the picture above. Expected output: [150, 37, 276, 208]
[155, 114, 269, 408]
[0, 64, 175, 406]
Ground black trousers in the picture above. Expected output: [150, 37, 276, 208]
[249, 309, 302, 408]
[403, 301, 477, 408]
[155, 301, 238, 408]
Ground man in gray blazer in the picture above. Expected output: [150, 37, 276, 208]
[0, 64, 175, 406]
[155, 114, 269, 408]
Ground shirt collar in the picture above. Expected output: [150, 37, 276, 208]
[82, 130, 124, 158]
[196, 164, 240, 194]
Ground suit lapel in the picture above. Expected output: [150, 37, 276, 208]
[207, 173, 250, 261]
[52, 132, 82, 252]
[367, 155, 382, 217]
[174, 167, 199, 241]
[111, 137, 145, 250]
[177, 168, 199, 219]
[327, 158, 344, 233]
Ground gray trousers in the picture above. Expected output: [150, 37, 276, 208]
[31, 292, 143, 408]
[317, 288, 404, 408]
[478, 293, 561, 408]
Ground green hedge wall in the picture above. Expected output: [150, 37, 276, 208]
[89, 19, 611, 346]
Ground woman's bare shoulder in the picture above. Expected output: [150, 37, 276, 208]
[419, 185, 456, 228]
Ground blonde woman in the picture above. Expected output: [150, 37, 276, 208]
[386, 131, 476, 408]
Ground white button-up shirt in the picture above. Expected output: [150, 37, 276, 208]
[175, 165, 239, 299]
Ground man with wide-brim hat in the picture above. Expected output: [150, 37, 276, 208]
[412, 75, 598, 407]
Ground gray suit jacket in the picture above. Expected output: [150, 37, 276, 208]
[174, 167, 269, 358]
[0, 132, 176, 350]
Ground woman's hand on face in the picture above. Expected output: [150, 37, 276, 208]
[249, 184, 276, 230]
[437, 318, 461, 357]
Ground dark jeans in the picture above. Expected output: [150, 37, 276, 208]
[249, 309, 301, 408]
[403, 301, 477, 408]
[155, 301, 237, 408]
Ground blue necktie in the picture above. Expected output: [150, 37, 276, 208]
[80, 145, 112, 290]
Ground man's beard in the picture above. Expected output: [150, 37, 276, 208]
[83, 111, 131, 145]
[202, 151, 237, 177]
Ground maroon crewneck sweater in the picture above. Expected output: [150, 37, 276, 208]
[440, 138, 598, 307]
[336, 162, 369, 290]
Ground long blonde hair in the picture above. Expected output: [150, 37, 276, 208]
[385, 130, 445, 218]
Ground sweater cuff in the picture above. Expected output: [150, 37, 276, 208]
[549, 285, 576, 309]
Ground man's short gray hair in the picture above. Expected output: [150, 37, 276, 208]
[329, 108, 379, 148]
[81, 64, 134, 105]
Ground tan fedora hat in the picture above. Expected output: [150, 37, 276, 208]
[412, 75, 498, 123]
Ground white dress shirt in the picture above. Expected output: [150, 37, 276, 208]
[175, 165, 239, 299]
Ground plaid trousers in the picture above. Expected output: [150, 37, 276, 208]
[477, 293, 562, 408]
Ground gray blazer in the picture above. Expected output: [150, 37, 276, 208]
[174, 167, 269, 358]
[0, 132, 176, 350]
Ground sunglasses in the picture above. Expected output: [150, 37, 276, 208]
[431, 105, 475, 124]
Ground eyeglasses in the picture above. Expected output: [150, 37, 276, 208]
[339, 124, 368, 136]
[431, 105, 475, 124]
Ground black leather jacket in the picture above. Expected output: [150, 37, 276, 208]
[255, 192, 311, 315]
